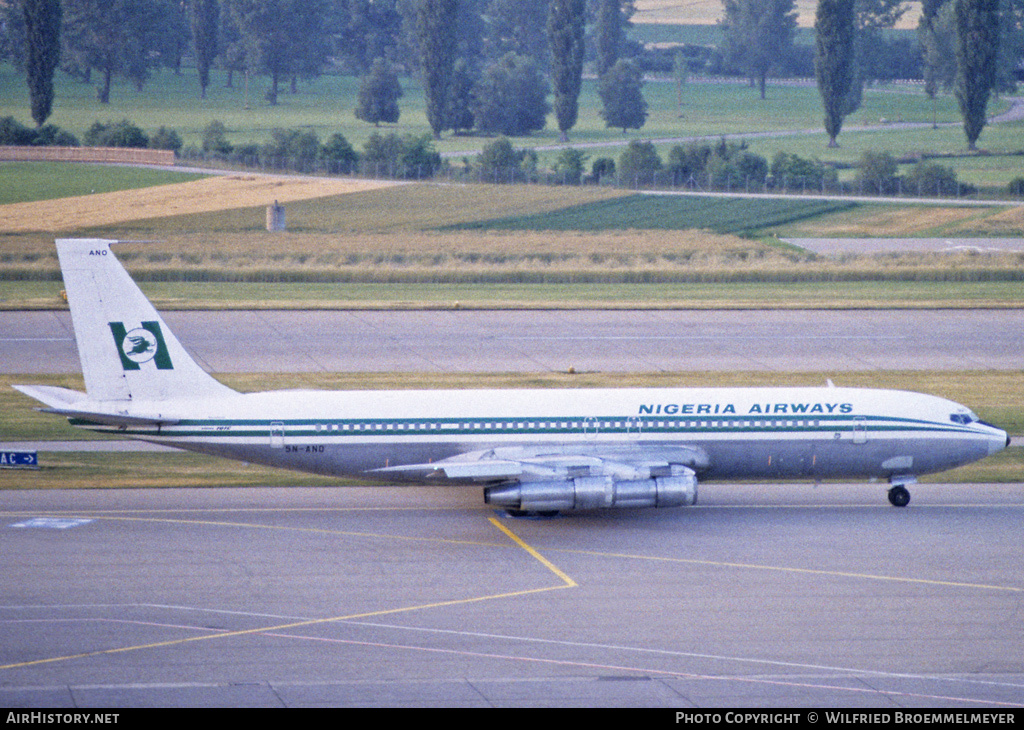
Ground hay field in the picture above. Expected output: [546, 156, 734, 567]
[0, 175, 399, 233]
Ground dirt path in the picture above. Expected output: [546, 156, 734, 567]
[0, 175, 398, 233]
[990, 97, 1024, 124]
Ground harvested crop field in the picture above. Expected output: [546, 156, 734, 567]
[0, 174, 399, 233]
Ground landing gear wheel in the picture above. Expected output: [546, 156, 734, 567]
[888, 485, 911, 507]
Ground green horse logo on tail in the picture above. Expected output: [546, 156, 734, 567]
[109, 321, 173, 370]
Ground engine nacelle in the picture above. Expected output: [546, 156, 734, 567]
[484, 471, 697, 511]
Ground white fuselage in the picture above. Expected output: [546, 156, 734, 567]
[71, 385, 1008, 484]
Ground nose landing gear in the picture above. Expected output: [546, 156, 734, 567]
[887, 485, 911, 507]
[887, 476, 916, 507]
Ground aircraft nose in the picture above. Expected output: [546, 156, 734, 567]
[990, 429, 1011, 455]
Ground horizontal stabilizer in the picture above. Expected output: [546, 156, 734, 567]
[11, 384, 88, 409]
[37, 408, 179, 428]
[12, 384, 178, 428]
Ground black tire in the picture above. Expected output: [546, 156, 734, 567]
[888, 486, 911, 507]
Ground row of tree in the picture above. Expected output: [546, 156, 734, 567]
[814, 0, 1007, 150]
[3, 0, 641, 137]
[719, 0, 1018, 150]
[602, 139, 979, 197]
[6, 107, 1005, 196]
[3, 0, 1020, 148]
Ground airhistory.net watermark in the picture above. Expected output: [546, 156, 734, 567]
[6, 714, 119, 725]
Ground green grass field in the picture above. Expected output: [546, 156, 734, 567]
[1, 59, 1021, 192]
[0, 163, 208, 205]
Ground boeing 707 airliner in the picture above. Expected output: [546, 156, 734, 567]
[14, 239, 1010, 513]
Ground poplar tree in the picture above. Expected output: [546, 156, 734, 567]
[814, 0, 857, 148]
[23, 0, 62, 126]
[191, 0, 219, 99]
[548, 0, 585, 142]
[416, 0, 458, 139]
[955, 0, 1000, 150]
[595, 0, 624, 76]
[919, 0, 954, 100]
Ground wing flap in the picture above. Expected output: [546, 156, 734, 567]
[371, 460, 524, 480]
[370, 444, 710, 483]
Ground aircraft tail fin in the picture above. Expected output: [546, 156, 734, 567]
[55, 239, 236, 402]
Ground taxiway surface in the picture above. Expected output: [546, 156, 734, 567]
[2, 483, 1023, 708]
[3, 308, 1024, 373]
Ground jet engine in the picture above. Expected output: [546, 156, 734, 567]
[484, 470, 697, 511]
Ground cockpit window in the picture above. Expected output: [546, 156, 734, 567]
[950, 412, 979, 425]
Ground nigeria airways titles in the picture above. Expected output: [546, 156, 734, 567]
[640, 402, 854, 416]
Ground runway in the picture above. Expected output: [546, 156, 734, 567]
[2, 483, 1023, 708]
[3, 308, 1024, 373]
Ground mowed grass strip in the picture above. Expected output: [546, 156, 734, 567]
[7, 279, 1024, 311]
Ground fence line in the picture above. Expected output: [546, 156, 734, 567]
[5, 145, 1013, 202]
[175, 149, 1022, 202]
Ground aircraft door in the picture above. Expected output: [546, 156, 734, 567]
[270, 421, 285, 448]
[853, 417, 867, 444]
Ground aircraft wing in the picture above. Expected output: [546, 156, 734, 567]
[370, 444, 710, 482]
[12, 384, 180, 428]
